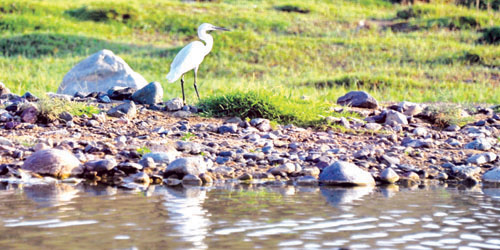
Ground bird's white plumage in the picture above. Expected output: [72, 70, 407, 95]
[165, 23, 228, 102]
[166, 41, 207, 83]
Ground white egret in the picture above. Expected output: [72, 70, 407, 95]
[166, 23, 229, 103]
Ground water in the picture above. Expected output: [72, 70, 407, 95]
[0, 182, 499, 249]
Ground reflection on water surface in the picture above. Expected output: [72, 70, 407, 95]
[0, 181, 499, 249]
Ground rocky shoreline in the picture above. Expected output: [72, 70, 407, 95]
[1, 82, 500, 190]
[1, 49, 500, 190]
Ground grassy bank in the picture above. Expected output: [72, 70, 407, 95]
[0, 0, 499, 124]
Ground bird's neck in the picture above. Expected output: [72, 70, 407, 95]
[198, 31, 214, 55]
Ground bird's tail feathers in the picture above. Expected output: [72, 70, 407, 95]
[166, 70, 182, 83]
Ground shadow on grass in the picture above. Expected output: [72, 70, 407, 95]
[0, 33, 181, 58]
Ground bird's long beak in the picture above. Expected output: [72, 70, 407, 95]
[214, 26, 230, 31]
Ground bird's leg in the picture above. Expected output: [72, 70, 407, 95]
[193, 68, 201, 101]
[181, 75, 186, 105]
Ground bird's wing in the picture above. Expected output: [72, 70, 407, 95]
[166, 41, 206, 82]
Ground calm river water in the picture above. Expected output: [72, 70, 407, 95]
[0, 181, 499, 249]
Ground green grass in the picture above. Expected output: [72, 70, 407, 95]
[0, 0, 499, 127]
[37, 95, 100, 122]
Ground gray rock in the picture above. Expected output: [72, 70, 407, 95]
[86, 119, 99, 127]
[465, 138, 493, 151]
[437, 172, 448, 180]
[0, 110, 13, 122]
[212, 166, 234, 176]
[238, 173, 253, 181]
[138, 157, 156, 168]
[117, 162, 143, 174]
[445, 124, 460, 131]
[22, 149, 83, 178]
[21, 106, 39, 124]
[319, 161, 375, 186]
[413, 127, 427, 137]
[218, 124, 238, 134]
[337, 91, 378, 109]
[296, 176, 319, 186]
[381, 154, 400, 166]
[59, 111, 73, 122]
[215, 156, 230, 164]
[57, 49, 147, 96]
[385, 110, 408, 125]
[175, 141, 202, 154]
[182, 174, 202, 185]
[224, 117, 243, 124]
[467, 152, 497, 165]
[107, 101, 136, 118]
[84, 158, 117, 173]
[243, 153, 264, 161]
[131, 81, 163, 105]
[269, 163, 300, 175]
[399, 101, 424, 116]
[402, 138, 433, 148]
[108, 86, 136, 100]
[364, 123, 382, 131]
[165, 98, 184, 111]
[165, 156, 207, 177]
[98, 95, 111, 103]
[451, 165, 481, 179]
[445, 138, 461, 147]
[172, 110, 191, 118]
[300, 167, 320, 177]
[142, 151, 180, 165]
[483, 167, 500, 183]
[380, 168, 399, 184]
[250, 118, 272, 132]
[0, 137, 14, 147]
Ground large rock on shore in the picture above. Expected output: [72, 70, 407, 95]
[337, 91, 378, 109]
[57, 49, 148, 96]
[319, 161, 375, 186]
[164, 156, 208, 178]
[22, 149, 83, 178]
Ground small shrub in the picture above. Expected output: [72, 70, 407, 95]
[136, 146, 151, 155]
[181, 132, 196, 141]
[396, 7, 429, 19]
[275, 5, 310, 14]
[455, 0, 500, 11]
[66, 4, 138, 23]
[420, 104, 474, 128]
[425, 16, 480, 30]
[460, 52, 483, 65]
[479, 27, 500, 45]
[199, 91, 323, 127]
[200, 91, 296, 122]
[37, 96, 100, 123]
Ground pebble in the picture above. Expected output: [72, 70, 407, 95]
[482, 167, 500, 183]
[467, 152, 497, 165]
[107, 101, 137, 118]
[165, 98, 184, 111]
[380, 168, 399, 184]
[465, 138, 492, 151]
